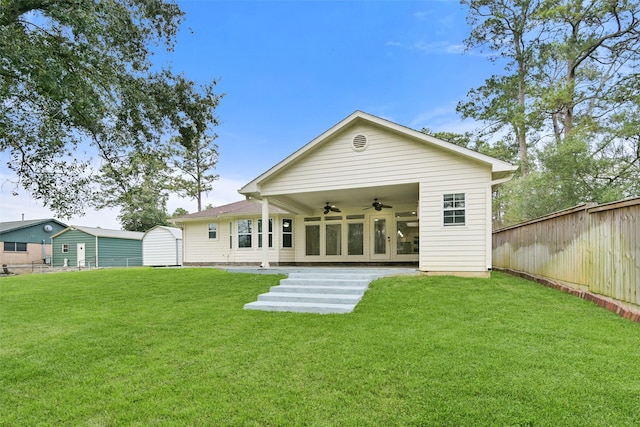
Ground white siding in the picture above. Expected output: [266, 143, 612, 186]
[419, 173, 490, 273]
[258, 122, 493, 273]
[142, 227, 182, 266]
[182, 216, 293, 265]
[183, 220, 234, 264]
[261, 123, 488, 195]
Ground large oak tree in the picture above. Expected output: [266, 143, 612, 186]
[0, 0, 220, 219]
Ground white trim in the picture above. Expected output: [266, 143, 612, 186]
[261, 197, 270, 268]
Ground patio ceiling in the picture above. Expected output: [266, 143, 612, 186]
[257, 182, 420, 215]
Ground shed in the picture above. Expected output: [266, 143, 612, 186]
[142, 226, 183, 266]
[0, 219, 68, 265]
[51, 226, 143, 268]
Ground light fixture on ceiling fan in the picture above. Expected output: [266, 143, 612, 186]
[364, 198, 393, 211]
[323, 202, 341, 214]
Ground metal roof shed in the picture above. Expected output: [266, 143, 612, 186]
[51, 226, 143, 268]
[142, 226, 183, 267]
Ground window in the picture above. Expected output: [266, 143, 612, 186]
[443, 193, 465, 226]
[282, 219, 293, 248]
[3, 242, 27, 252]
[396, 212, 419, 254]
[208, 223, 218, 239]
[305, 224, 320, 256]
[258, 219, 273, 248]
[229, 222, 233, 249]
[347, 214, 364, 256]
[325, 223, 342, 256]
[347, 223, 364, 255]
[62, 244, 69, 253]
[238, 219, 252, 248]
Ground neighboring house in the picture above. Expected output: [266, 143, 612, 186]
[142, 226, 183, 266]
[179, 111, 518, 276]
[51, 226, 143, 268]
[0, 219, 68, 265]
[174, 200, 293, 265]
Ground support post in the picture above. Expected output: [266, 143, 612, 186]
[261, 197, 270, 268]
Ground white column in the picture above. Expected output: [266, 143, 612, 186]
[261, 197, 270, 268]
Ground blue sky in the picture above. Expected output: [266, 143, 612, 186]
[1, 0, 500, 229]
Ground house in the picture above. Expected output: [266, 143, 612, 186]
[0, 219, 68, 265]
[142, 226, 183, 266]
[179, 111, 518, 276]
[174, 200, 293, 265]
[51, 226, 143, 268]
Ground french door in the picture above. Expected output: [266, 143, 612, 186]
[370, 215, 391, 260]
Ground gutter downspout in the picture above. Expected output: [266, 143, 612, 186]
[486, 175, 516, 270]
[261, 197, 270, 268]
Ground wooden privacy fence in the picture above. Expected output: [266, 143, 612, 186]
[493, 197, 640, 310]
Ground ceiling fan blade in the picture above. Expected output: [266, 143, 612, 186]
[324, 202, 341, 214]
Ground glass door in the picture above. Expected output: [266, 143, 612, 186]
[371, 215, 391, 260]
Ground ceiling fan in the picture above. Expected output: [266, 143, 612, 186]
[366, 198, 393, 211]
[324, 202, 341, 214]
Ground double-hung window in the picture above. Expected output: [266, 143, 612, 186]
[208, 223, 218, 239]
[282, 219, 293, 248]
[443, 193, 466, 226]
[238, 219, 252, 248]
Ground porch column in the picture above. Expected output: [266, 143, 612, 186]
[261, 197, 270, 268]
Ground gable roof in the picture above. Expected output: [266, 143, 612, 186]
[240, 110, 518, 196]
[173, 200, 290, 223]
[143, 226, 183, 239]
[51, 226, 143, 240]
[0, 218, 67, 235]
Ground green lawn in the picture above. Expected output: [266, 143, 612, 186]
[1, 268, 639, 426]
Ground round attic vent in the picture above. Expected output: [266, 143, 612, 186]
[352, 134, 368, 151]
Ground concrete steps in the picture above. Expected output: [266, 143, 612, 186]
[244, 271, 384, 314]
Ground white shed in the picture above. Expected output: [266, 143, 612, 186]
[142, 226, 183, 266]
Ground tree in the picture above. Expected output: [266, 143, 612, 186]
[93, 150, 170, 232]
[167, 125, 220, 212]
[171, 207, 189, 218]
[459, 0, 544, 174]
[0, 0, 220, 218]
[537, 0, 640, 139]
[460, 0, 640, 223]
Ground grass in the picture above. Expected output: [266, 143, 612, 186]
[1, 268, 640, 426]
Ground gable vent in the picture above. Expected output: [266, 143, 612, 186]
[352, 134, 368, 151]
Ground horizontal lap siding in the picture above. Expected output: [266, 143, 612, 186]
[183, 218, 290, 264]
[184, 221, 234, 263]
[262, 124, 473, 194]
[259, 122, 493, 271]
[420, 174, 490, 272]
